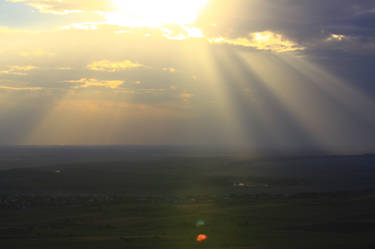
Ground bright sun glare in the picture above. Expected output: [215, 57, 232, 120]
[109, 0, 208, 27]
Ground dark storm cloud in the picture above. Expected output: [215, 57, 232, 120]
[199, 0, 375, 44]
[198, 0, 375, 98]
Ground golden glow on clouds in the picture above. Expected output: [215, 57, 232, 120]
[2, 0, 374, 149]
[0, 65, 38, 75]
[108, 0, 208, 27]
[327, 34, 346, 41]
[66, 78, 124, 88]
[0, 85, 43, 91]
[210, 31, 304, 53]
[87, 60, 144, 72]
[1, 23, 373, 149]
[5, 1, 303, 52]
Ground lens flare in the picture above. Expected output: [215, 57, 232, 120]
[196, 234, 207, 242]
[196, 219, 205, 227]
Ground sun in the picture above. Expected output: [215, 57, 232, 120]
[108, 0, 209, 27]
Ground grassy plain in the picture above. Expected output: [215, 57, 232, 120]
[1, 151, 375, 249]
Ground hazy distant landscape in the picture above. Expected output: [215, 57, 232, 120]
[2, 0, 375, 248]
[1, 146, 375, 249]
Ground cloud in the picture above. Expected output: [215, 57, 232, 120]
[87, 60, 144, 72]
[198, 0, 375, 52]
[0, 85, 43, 91]
[326, 34, 347, 42]
[7, 0, 375, 55]
[210, 31, 304, 53]
[0, 6, 374, 149]
[66, 78, 124, 88]
[5, 7, 375, 151]
[0, 65, 38, 75]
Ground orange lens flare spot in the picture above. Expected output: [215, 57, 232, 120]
[196, 234, 207, 242]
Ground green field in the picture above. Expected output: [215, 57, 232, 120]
[2, 193, 375, 249]
[1, 154, 375, 248]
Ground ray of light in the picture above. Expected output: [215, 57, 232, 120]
[279, 54, 375, 124]
[238, 51, 375, 153]
[191, 43, 251, 148]
[212, 48, 320, 152]
[24, 89, 186, 145]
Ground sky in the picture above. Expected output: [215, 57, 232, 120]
[0, 0, 375, 153]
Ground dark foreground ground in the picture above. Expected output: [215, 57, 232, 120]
[1, 146, 375, 249]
